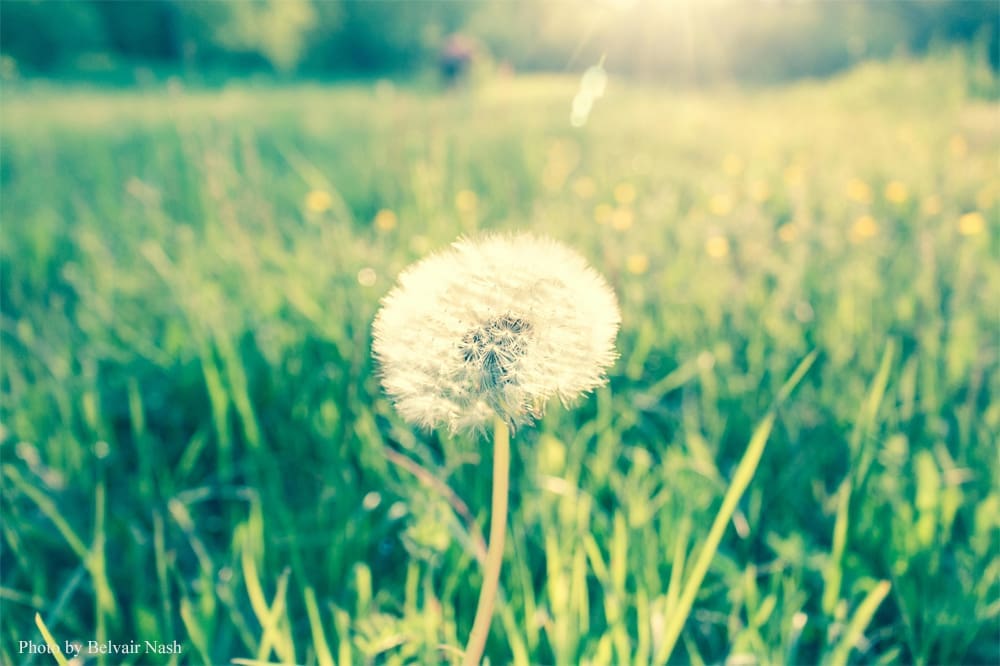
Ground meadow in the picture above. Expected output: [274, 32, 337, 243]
[1, 57, 998, 665]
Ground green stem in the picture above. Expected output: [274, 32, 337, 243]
[462, 417, 510, 666]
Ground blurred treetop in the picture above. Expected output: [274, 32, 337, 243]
[0, 0, 996, 83]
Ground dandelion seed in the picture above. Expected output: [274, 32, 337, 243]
[706, 235, 729, 258]
[372, 233, 620, 431]
[357, 267, 377, 286]
[957, 211, 985, 236]
[374, 209, 398, 231]
[305, 189, 333, 213]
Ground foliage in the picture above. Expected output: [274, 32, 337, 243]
[0, 1, 996, 81]
[1, 58, 998, 665]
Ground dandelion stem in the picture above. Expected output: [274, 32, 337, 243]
[462, 417, 510, 666]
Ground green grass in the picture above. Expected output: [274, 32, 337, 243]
[2, 56, 998, 665]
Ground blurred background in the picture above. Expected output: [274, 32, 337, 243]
[2, 2, 998, 666]
[0, 0, 997, 85]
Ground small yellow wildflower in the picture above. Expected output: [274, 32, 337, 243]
[305, 189, 333, 213]
[975, 186, 996, 211]
[846, 178, 873, 204]
[777, 223, 798, 242]
[922, 195, 942, 216]
[783, 164, 804, 186]
[614, 182, 637, 205]
[611, 207, 634, 231]
[594, 204, 613, 225]
[709, 193, 733, 216]
[374, 209, 398, 231]
[723, 154, 743, 177]
[957, 211, 985, 236]
[948, 134, 968, 158]
[573, 176, 596, 200]
[850, 215, 878, 242]
[748, 179, 770, 203]
[625, 253, 649, 275]
[884, 181, 908, 204]
[455, 189, 478, 214]
[705, 235, 729, 258]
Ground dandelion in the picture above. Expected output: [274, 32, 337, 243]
[884, 181, 908, 204]
[626, 253, 649, 275]
[614, 182, 637, 205]
[611, 207, 634, 231]
[706, 234, 730, 258]
[373, 209, 398, 231]
[372, 232, 619, 665]
[709, 193, 733, 217]
[778, 223, 798, 243]
[573, 176, 597, 200]
[850, 215, 878, 242]
[723, 154, 743, 177]
[922, 195, 942, 216]
[748, 179, 770, 203]
[783, 164, 804, 187]
[373, 233, 619, 432]
[957, 211, 985, 236]
[305, 189, 333, 213]
[846, 178, 873, 204]
[948, 134, 968, 158]
[455, 189, 478, 215]
[594, 203, 613, 225]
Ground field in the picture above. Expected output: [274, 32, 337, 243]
[2, 57, 998, 665]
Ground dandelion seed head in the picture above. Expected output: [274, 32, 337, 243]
[372, 233, 620, 432]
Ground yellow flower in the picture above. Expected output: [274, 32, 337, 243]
[455, 189, 478, 214]
[374, 209, 398, 231]
[783, 164, 804, 186]
[625, 253, 649, 275]
[957, 211, 985, 236]
[748, 179, 770, 203]
[723, 154, 743, 177]
[305, 189, 333, 213]
[705, 235, 729, 258]
[777, 223, 798, 242]
[709, 193, 733, 216]
[922, 195, 942, 216]
[611, 207, 634, 231]
[846, 178, 873, 204]
[850, 215, 878, 242]
[613, 182, 636, 205]
[594, 203, 613, 225]
[948, 134, 968, 158]
[884, 181, 908, 204]
[573, 176, 596, 200]
[975, 186, 996, 211]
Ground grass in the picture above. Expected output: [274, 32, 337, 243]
[1, 56, 998, 665]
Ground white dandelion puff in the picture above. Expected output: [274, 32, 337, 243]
[372, 232, 620, 432]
